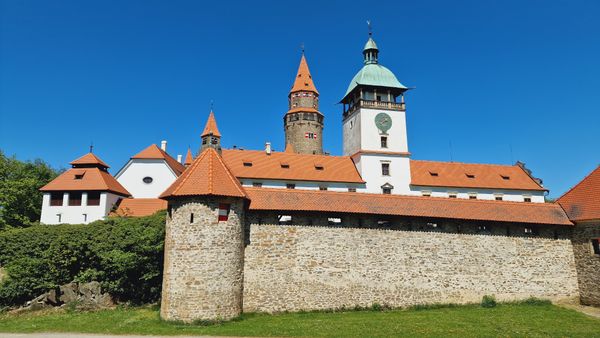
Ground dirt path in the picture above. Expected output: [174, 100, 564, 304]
[555, 299, 600, 319]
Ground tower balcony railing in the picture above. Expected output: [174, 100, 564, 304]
[344, 99, 405, 117]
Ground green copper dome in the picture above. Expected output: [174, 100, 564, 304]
[343, 64, 407, 99]
[342, 36, 407, 101]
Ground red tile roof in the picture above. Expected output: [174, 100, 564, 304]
[112, 198, 167, 217]
[201, 111, 221, 137]
[410, 160, 546, 191]
[246, 188, 572, 226]
[184, 148, 193, 166]
[557, 165, 600, 222]
[40, 167, 130, 196]
[290, 54, 319, 95]
[221, 149, 365, 184]
[160, 148, 247, 199]
[70, 153, 110, 168]
[132, 144, 185, 175]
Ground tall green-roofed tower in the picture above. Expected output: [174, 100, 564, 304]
[341, 31, 412, 195]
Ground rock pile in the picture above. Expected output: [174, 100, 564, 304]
[24, 281, 114, 311]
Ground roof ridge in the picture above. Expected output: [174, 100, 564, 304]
[410, 159, 518, 168]
[243, 187, 558, 208]
[171, 148, 210, 196]
[213, 148, 247, 197]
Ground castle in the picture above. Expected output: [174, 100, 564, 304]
[39, 33, 599, 321]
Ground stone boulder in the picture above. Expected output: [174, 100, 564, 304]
[21, 281, 115, 311]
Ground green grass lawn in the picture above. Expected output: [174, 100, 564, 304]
[1, 303, 599, 337]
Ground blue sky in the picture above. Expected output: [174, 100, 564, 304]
[1, 0, 599, 198]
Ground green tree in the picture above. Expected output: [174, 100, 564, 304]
[0, 150, 60, 230]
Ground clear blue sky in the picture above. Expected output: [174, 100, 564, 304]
[1, 0, 599, 198]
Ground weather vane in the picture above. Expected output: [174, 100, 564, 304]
[367, 20, 372, 36]
[301, 42, 305, 54]
[210, 100, 214, 111]
[89, 142, 94, 153]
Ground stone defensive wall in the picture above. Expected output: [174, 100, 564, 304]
[243, 213, 579, 313]
[571, 221, 600, 306]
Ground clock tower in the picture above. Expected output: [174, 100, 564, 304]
[341, 33, 412, 195]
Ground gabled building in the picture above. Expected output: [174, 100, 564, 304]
[115, 142, 185, 198]
[40, 152, 130, 224]
[557, 165, 600, 306]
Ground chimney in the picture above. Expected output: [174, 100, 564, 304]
[161, 140, 167, 151]
[177, 154, 182, 163]
[265, 142, 272, 155]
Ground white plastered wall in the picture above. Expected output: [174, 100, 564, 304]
[115, 159, 178, 198]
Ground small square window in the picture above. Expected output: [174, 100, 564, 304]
[495, 194, 503, 201]
[286, 183, 296, 189]
[524, 196, 532, 203]
[468, 193, 477, 200]
[319, 186, 328, 191]
[449, 192, 457, 198]
[382, 187, 392, 194]
[328, 217, 341, 226]
[252, 182, 263, 188]
[278, 215, 292, 225]
[422, 190, 431, 197]
[68, 192, 82, 206]
[348, 187, 356, 192]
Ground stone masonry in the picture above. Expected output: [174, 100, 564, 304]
[160, 197, 245, 322]
[571, 221, 600, 306]
[242, 213, 579, 313]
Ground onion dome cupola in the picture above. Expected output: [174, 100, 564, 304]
[284, 52, 324, 155]
[341, 33, 409, 118]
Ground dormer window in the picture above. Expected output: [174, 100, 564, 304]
[281, 162, 290, 169]
[73, 169, 85, 180]
[429, 171, 439, 177]
[501, 175, 510, 180]
[243, 161, 253, 167]
[466, 173, 475, 179]
[315, 163, 324, 170]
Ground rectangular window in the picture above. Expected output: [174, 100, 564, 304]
[278, 215, 292, 225]
[377, 220, 391, 227]
[286, 183, 296, 189]
[87, 191, 101, 206]
[468, 193, 477, 200]
[380, 136, 388, 148]
[50, 192, 64, 206]
[381, 163, 390, 176]
[495, 194, 503, 201]
[218, 203, 230, 222]
[382, 187, 392, 194]
[449, 192, 457, 198]
[421, 190, 431, 197]
[328, 217, 341, 226]
[83, 214, 87, 222]
[190, 213, 194, 223]
[281, 162, 290, 169]
[348, 187, 356, 192]
[252, 182, 263, 187]
[592, 239, 600, 255]
[57, 214, 61, 223]
[68, 192, 82, 206]
[319, 186, 328, 191]
[243, 161, 253, 167]
[524, 195, 532, 203]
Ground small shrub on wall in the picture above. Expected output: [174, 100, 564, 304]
[0, 212, 165, 307]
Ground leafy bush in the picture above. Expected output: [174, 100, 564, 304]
[481, 295, 497, 308]
[0, 212, 165, 307]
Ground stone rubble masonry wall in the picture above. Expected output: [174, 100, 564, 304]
[242, 213, 579, 313]
[285, 120, 323, 155]
[161, 197, 245, 322]
[571, 220, 600, 306]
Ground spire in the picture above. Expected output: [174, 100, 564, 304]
[184, 147, 194, 167]
[201, 110, 221, 137]
[289, 54, 319, 95]
[363, 21, 379, 64]
[200, 111, 222, 153]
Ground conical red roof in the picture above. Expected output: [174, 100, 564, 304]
[184, 147, 194, 166]
[290, 54, 319, 95]
[201, 111, 221, 137]
[160, 147, 247, 199]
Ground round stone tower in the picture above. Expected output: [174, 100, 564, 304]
[159, 112, 248, 322]
[284, 53, 324, 155]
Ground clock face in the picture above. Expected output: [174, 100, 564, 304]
[375, 113, 392, 133]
